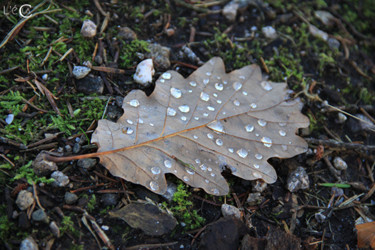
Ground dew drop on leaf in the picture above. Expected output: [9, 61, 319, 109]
[207, 120, 225, 133]
[129, 99, 139, 107]
[200, 92, 210, 101]
[279, 130, 286, 136]
[258, 119, 267, 127]
[162, 72, 171, 79]
[261, 81, 273, 91]
[215, 83, 224, 91]
[245, 124, 254, 133]
[261, 137, 272, 147]
[233, 82, 242, 91]
[170, 87, 182, 98]
[237, 148, 248, 158]
[178, 105, 190, 113]
[164, 160, 172, 168]
[151, 166, 161, 175]
[167, 107, 177, 116]
[150, 181, 159, 191]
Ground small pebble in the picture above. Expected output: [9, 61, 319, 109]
[32, 209, 49, 223]
[50, 221, 60, 238]
[76, 75, 104, 94]
[315, 10, 336, 27]
[222, 1, 239, 22]
[315, 212, 326, 223]
[5, 114, 14, 124]
[16, 190, 35, 211]
[246, 192, 263, 206]
[286, 167, 310, 192]
[32, 152, 58, 177]
[51, 171, 70, 187]
[336, 113, 347, 124]
[115, 96, 124, 107]
[252, 180, 267, 193]
[327, 38, 340, 50]
[77, 158, 97, 170]
[72, 66, 91, 79]
[20, 236, 39, 250]
[65, 192, 78, 204]
[133, 59, 154, 87]
[118, 26, 137, 40]
[309, 24, 328, 41]
[101, 225, 109, 231]
[147, 43, 171, 70]
[42, 73, 48, 80]
[81, 20, 97, 38]
[262, 26, 277, 39]
[101, 193, 119, 206]
[333, 157, 347, 170]
[73, 143, 81, 154]
[221, 204, 241, 219]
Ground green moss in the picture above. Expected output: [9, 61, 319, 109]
[11, 161, 55, 185]
[60, 216, 80, 237]
[119, 40, 150, 68]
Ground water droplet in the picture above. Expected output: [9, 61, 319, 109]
[255, 133, 259, 137]
[183, 176, 189, 182]
[258, 119, 267, 127]
[194, 116, 199, 120]
[203, 113, 209, 117]
[215, 139, 223, 146]
[150, 181, 159, 191]
[149, 123, 154, 127]
[129, 99, 139, 107]
[215, 83, 224, 91]
[279, 130, 286, 136]
[138, 118, 144, 124]
[281, 145, 288, 151]
[167, 107, 177, 116]
[151, 166, 161, 175]
[279, 122, 287, 127]
[261, 137, 272, 147]
[189, 81, 197, 87]
[188, 89, 193, 93]
[170, 87, 182, 98]
[195, 159, 201, 164]
[207, 120, 225, 133]
[245, 124, 254, 133]
[161, 72, 171, 79]
[207, 106, 215, 111]
[237, 148, 248, 158]
[208, 167, 212, 172]
[164, 160, 172, 168]
[213, 93, 218, 97]
[242, 91, 248, 96]
[223, 81, 228, 85]
[253, 172, 262, 178]
[186, 168, 195, 175]
[178, 105, 190, 113]
[233, 100, 240, 106]
[127, 119, 133, 124]
[205, 179, 209, 183]
[222, 111, 226, 115]
[160, 79, 165, 83]
[211, 188, 219, 195]
[200, 92, 210, 102]
[206, 72, 211, 76]
[207, 133, 214, 139]
[255, 154, 263, 160]
[193, 135, 198, 139]
[250, 103, 257, 109]
[210, 173, 215, 177]
[200, 164, 207, 171]
[233, 82, 242, 91]
[203, 79, 209, 85]
[181, 116, 187, 121]
[126, 128, 134, 135]
[239, 75, 246, 79]
[253, 164, 260, 169]
[217, 99, 222, 104]
[261, 81, 272, 91]
[228, 148, 234, 153]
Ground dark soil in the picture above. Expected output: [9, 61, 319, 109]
[1, 0, 375, 249]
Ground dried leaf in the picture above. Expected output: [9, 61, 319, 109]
[91, 57, 309, 195]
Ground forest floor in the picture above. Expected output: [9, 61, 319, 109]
[0, 0, 375, 249]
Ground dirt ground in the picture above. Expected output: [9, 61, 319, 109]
[0, 0, 375, 249]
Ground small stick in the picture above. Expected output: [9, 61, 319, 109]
[306, 138, 375, 152]
[0, 154, 15, 167]
[260, 57, 269, 74]
[323, 156, 342, 182]
[32, 182, 45, 211]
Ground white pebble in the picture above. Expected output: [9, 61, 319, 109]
[80, 20, 97, 38]
[133, 59, 155, 87]
[262, 26, 277, 39]
[72, 66, 91, 79]
[333, 157, 347, 170]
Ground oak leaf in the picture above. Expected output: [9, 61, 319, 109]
[91, 57, 309, 195]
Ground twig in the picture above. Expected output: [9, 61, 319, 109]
[126, 242, 178, 250]
[0, 154, 15, 167]
[32, 182, 45, 211]
[306, 138, 375, 152]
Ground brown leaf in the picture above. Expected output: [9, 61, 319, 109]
[91, 57, 309, 195]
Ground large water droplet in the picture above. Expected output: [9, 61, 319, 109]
[138, 118, 144, 124]
[127, 119, 133, 125]
[261, 137, 272, 147]
[255, 154, 263, 160]
[245, 124, 254, 132]
[200, 92, 210, 102]
[237, 148, 248, 158]
[189, 81, 197, 87]
[207, 133, 214, 139]
[233, 82, 242, 91]
[233, 100, 240, 106]
[186, 168, 195, 175]
[208, 167, 212, 172]
[228, 148, 234, 153]
[258, 119, 267, 127]
[150, 181, 159, 191]
[261, 81, 272, 91]
[200, 164, 207, 171]
[217, 99, 222, 104]
[253, 164, 260, 169]
[203, 79, 209, 85]
[194, 116, 199, 120]
[161, 72, 171, 79]
[242, 91, 248, 96]
[210, 173, 215, 177]
[181, 116, 187, 121]
[213, 93, 218, 97]
[167, 107, 177, 116]
[279, 130, 286, 136]
[178, 105, 190, 113]
[183, 176, 190, 182]
[215, 138, 223, 146]
[215, 83, 224, 91]
[129, 99, 139, 107]
[207, 120, 225, 133]
[207, 106, 215, 111]
[193, 135, 198, 139]
[203, 113, 209, 117]
[149, 123, 154, 127]
[164, 160, 172, 168]
[151, 166, 161, 175]
[170, 87, 182, 98]
[126, 128, 134, 135]
[160, 79, 165, 83]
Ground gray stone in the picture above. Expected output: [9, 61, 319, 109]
[73, 143, 81, 154]
[147, 44, 171, 70]
[287, 166, 310, 192]
[65, 192, 78, 205]
[221, 204, 241, 219]
[262, 26, 277, 39]
[109, 202, 177, 236]
[49, 221, 60, 238]
[51, 171, 70, 187]
[222, 1, 239, 22]
[252, 180, 267, 193]
[81, 20, 96, 38]
[32, 209, 49, 223]
[328, 38, 340, 50]
[115, 96, 124, 107]
[118, 26, 137, 40]
[77, 158, 97, 170]
[246, 192, 263, 206]
[333, 157, 347, 170]
[20, 236, 39, 250]
[72, 66, 91, 79]
[76, 75, 104, 94]
[16, 190, 35, 211]
[101, 193, 119, 206]
[33, 152, 58, 177]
